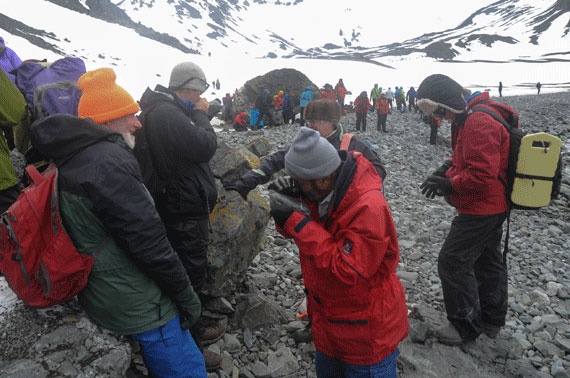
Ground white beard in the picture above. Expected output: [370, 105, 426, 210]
[121, 132, 135, 149]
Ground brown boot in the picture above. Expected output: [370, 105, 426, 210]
[433, 323, 463, 345]
[202, 322, 226, 346]
[202, 348, 222, 372]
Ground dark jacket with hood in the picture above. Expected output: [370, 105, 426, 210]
[135, 85, 218, 222]
[238, 123, 387, 191]
[29, 114, 193, 335]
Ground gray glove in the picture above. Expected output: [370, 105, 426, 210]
[174, 285, 201, 330]
[268, 176, 300, 197]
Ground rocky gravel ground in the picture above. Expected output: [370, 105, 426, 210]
[1, 91, 569, 378]
[212, 91, 570, 378]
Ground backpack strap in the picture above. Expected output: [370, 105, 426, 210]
[340, 133, 353, 150]
[469, 106, 512, 130]
[468, 106, 512, 263]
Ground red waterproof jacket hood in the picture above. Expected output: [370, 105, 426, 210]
[278, 152, 408, 365]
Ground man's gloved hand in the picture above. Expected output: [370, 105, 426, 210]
[224, 179, 252, 200]
[420, 175, 453, 199]
[432, 160, 452, 178]
[268, 176, 300, 197]
[269, 190, 309, 228]
[174, 285, 202, 330]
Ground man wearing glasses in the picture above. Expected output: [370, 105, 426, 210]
[133, 61, 223, 372]
[225, 99, 386, 201]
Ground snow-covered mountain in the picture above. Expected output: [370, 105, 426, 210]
[1, 0, 568, 65]
[1, 0, 568, 99]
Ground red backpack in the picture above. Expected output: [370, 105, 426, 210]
[0, 163, 94, 308]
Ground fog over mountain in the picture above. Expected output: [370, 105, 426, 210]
[0, 0, 569, 98]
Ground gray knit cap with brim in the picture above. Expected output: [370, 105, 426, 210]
[416, 74, 467, 115]
[168, 62, 208, 92]
[285, 127, 341, 180]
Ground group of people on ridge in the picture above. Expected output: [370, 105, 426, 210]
[2, 35, 518, 378]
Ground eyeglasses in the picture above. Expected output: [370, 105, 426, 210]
[175, 77, 210, 92]
[433, 107, 447, 117]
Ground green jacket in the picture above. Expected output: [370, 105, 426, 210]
[30, 114, 193, 335]
[0, 69, 21, 191]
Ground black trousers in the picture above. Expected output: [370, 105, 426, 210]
[165, 217, 210, 346]
[438, 212, 508, 339]
[356, 113, 367, 131]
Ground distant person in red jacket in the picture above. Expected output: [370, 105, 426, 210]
[334, 78, 347, 109]
[232, 111, 249, 132]
[320, 83, 337, 101]
[375, 93, 390, 132]
[268, 127, 408, 378]
[354, 91, 371, 131]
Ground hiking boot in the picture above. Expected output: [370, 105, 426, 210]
[293, 323, 313, 343]
[480, 321, 501, 338]
[433, 323, 463, 346]
[202, 322, 226, 346]
[202, 349, 222, 372]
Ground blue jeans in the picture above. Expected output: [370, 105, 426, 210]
[315, 348, 399, 378]
[131, 315, 207, 378]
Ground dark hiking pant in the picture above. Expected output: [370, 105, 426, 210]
[356, 113, 367, 131]
[165, 217, 210, 346]
[430, 124, 438, 145]
[438, 212, 508, 340]
[254, 108, 273, 128]
[377, 114, 387, 131]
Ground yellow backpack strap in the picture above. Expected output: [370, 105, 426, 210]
[340, 133, 353, 150]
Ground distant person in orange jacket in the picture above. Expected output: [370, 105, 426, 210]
[375, 93, 390, 132]
[354, 91, 371, 131]
[334, 79, 347, 109]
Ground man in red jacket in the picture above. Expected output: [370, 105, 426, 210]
[268, 127, 408, 377]
[417, 74, 516, 345]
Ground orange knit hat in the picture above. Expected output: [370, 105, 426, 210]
[77, 68, 140, 123]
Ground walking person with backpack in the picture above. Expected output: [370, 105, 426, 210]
[416, 74, 518, 346]
[133, 61, 224, 371]
[28, 67, 207, 377]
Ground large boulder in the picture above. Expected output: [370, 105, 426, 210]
[231, 68, 321, 117]
[205, 137, 273, 297]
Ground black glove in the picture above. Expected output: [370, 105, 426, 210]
[269, 190, 309, 228]
[174, 285, 202, 330]
[432, 160, 452, 178]
[224, 179, 252, 200]
[268, 176, 300, 197]
[420, 175, 453, 199]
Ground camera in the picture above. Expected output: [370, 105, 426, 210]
[433, 107, 447, 117]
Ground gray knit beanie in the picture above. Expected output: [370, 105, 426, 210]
[168, 62, 208, 92]
[285, 127, 341, 180]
